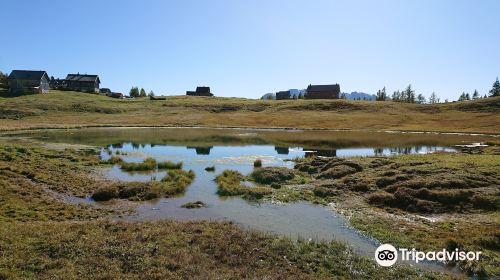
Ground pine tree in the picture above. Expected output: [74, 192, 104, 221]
[472, 90, 479, 99]
[148, 90, 155, 97]
[392, 90, 401, 102]
[376, 87, 387, 101]
[139, 88, 146, 97]
[489, 77, 500, 97]
[429, 92, 438, 104]
[465, 93, 471, 100]
[298, 92, 303, 99]
[129, 87, 139, 97]
[403, 84, 415, 103]
[416, 94, 426, 104]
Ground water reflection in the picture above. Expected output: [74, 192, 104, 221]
[186, 146, 213, 155]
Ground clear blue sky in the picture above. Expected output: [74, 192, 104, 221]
[2, 0, 499, 100]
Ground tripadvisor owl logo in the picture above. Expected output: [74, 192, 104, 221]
[375, 244, 398, 267]
[374, 243, 482, 267]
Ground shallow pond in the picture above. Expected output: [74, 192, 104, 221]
[13, 127, 497, 274]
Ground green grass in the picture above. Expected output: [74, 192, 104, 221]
[119, 158, 183, 172]
[120, 157, 158, 171]
[157, 160, 183, 169]
[0, 220, 452, 280]
[0, 90, 499, 133]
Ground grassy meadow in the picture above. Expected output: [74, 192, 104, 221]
[0, 90, 499, 279]
[0, 90, 498, 133]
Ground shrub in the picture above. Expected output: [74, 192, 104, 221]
[253, 159, 262, 168]
[250, 167, 295, 184]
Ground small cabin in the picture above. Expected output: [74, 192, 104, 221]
[8, 70, 50, 94]
[305, 84, 340, 99]
[186, 86, 213, 96]
[65, 74, 100, 93]
[276, 90, 291, 100]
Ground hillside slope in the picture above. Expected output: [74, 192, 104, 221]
[0, 91, 498, 133]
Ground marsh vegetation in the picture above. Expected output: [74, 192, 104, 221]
[0, 127, 498, 278]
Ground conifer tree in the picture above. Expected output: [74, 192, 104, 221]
[489, 77, 500, 97]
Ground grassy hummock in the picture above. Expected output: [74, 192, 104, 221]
[157, 160, 183, 170]
[290, 151, 500, 276]
[92, 169, 195, 201]
[215, 170, 272, 199]
[120, 157, 158, 171]
[119, 158, 184, 172]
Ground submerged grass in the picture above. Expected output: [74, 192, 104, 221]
[181, 201, 206, 208]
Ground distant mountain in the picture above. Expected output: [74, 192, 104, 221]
[344, 92, 376, 101]
[261, 90, 375, 100]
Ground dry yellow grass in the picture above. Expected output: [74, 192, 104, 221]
[0, 90, 498, 133]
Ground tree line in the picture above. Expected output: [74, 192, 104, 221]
[129, 87, 155, 98]
[374, 77, 500, 103]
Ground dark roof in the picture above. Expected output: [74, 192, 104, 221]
[307, 84, 340, 91]
[9, 70, 48, 81]
[196, 86, 211, 93]
[66, 74, 100, 83]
